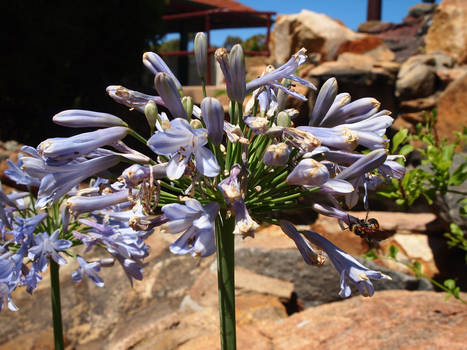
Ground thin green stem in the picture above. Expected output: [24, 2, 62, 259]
[50, 260, 64, 350]
[127, 128, 148, 145]
[201, 78, 207, 98]
[215, 212, 236, 350]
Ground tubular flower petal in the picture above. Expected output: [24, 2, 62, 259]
[38, 127, 128, 163]
[162, 200, 219, 258]
[194, 32, 208, 79]
[143, 52, 182, 91]
[154, 73, 187, 119]
[201, 97, 224, 146]
[246, 49, 316, 100]
[300, 227, 391, 297]
[215, 46, 246, 103]
[106, 85, 166, 112]
[53, 110, 127, 128]
[280, 220, 325, 265]
[147, 118, 219, 179]
[263, 143, 290, 167]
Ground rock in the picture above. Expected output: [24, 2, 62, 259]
[261, 290, 467, 350]
[399, 94, 438, 112]
[409, 3, 437, 18]
[270, 10, 390, 64]
[185, 263, 294, 310]
[235, 247, 433, 308]
[380, 233, 441, 277]
[436, 65, 467, 85]
[432, 153, 467, 231]
[426, 0, 467, 64]
[358, 20, 394, 34]
[335, 36, 395, 62]
[337, 52, 375, 71]
[396, 62, 436, 100]
[395, 52, 453, 100]
[0, 235, 208, 349]
[435, 72, 467, 141]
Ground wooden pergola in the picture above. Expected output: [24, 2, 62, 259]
[161, 0, 275, 85]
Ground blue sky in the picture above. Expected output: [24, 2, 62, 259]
[164, 0, 437, 46]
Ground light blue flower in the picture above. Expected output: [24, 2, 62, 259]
[36, 155, 120, 208]
[52, 109, 127, 128]
[286, 158, 353, 194]
[282, 221, 391, 297]
[28, 230, 72, 273]
[106, 85, 166, 112]
[147, 118, 220, 179]
[201, 97, 224, 146]
[0, 282, 18, 312]
[77, 219, 150, 285]
[11, 213, 47, 244]
[143, 52, 182, 91]
[215, 45, 246, 103]
[66, 189, 134, 216]
[154, 72, 187, 119]
[72, 256, 105, 287]
[38, 127, 128, 163]
[218, 165, 259, 237]
[162, 199, 219, 257]
[246, 49, 316, 99]
[194, 32, 208, 80]
[280, 220, 324, 265]
[4, 159, 41, 188]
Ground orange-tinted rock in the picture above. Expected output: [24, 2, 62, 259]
[261, 290, 467, 350]
[436, 72, 467, 140]
[270, 10, 390, 64]
[426, 0, 467, 64]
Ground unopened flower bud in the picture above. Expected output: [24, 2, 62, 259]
[276, 111, 292, 127]
[182, 96, 193, 120]
[287, 158, 329, 186]
[99, 258, 115, 267]
[143, 52, 182, 91]
[263, 143, 290, 166]
[194, 32, 207, 80]
[190, 119, 203, 129]
[154, 72, 187, 119]
[144, 100, 158, 132]
[228, 44, 246, 103]
[201, 97, 224, 145]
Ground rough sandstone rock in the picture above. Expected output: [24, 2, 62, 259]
[395, 52, 454, 100]
[358, 20, 394, 34]
[435, 72, 467, 141]
[426, 0, 467, 64]
[106, 290, 467, 350]
[260, 290, 467, 350]
[270, 10, 392, 64]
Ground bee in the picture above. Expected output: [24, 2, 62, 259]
[349, 217, 392, 242]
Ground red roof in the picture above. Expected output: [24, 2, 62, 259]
[163, 0, 273, 32]
[191, 0, 257, 12]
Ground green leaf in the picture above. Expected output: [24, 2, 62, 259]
[362, 250, 378, 260]
[395, 198, 406, 206]
[449, 162, 467, 186]
[388, 245, 399, 259]
[443, 279, 456, 290]
[399, 144, 414, 157]
[392, 129, 408, 153]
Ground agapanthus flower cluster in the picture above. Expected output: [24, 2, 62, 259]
[0, 32, 406, 312]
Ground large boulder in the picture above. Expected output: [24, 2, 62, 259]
[270, 10, 392, 64]
[436, 72, 467, 140]
[395, 52, 454, 100]
[426, 0, 467, 64]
